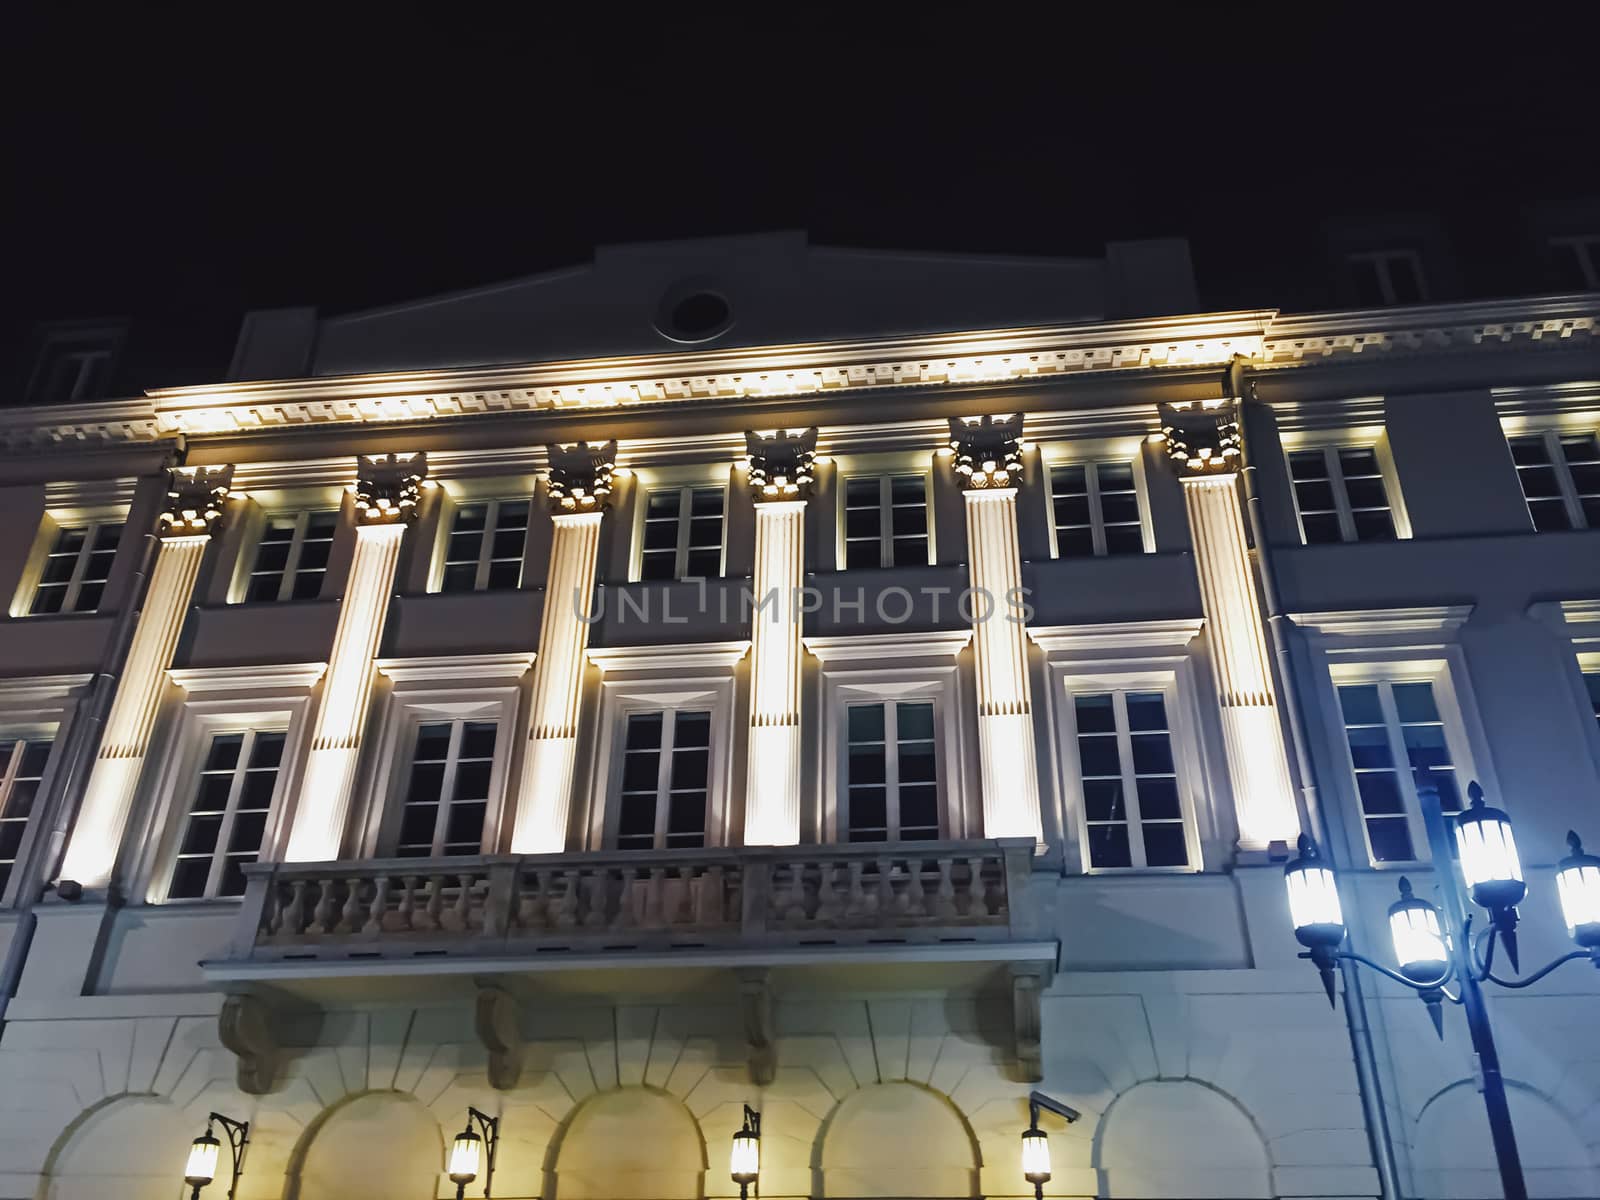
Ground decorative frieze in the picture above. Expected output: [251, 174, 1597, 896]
[353, 451, 427, 524]
[1158, 398, 1241, 475]
[545, 440, 617, 512]
[948, 413, 1024, 489]
[157, 465, 234, 536]
[744, 427, 818, 501]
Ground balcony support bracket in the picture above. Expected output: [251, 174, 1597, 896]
[475, 983, 524, 1090]
[1011, 962, 1049, 1083]
[219, 993, 280, 1096]
[740, 969, 776, 1086]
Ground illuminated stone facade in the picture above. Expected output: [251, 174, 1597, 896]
[0, 235, 1596, 1199]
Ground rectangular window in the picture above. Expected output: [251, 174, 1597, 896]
[0, 738, 52, 896]
[441, 499, 530, 592]
[1508, 431, 1600, 532]
[1337, 680, 1462, 864]
[1288, 447, 1396, 544]
[168, 729, 285, 899]
[844, 700, 939, 842]
[843, 475, 929, 570]
[1585, 671, 1600, 731]
[30, 521, 122, 614]
[395, 721, 497, 857]
[1072, 691, 1188, 869]
[1050, 462, 1145, 557]
[639, 487, 725, 581]
[245, 511, 338, 602]
[615, 710, 711, 850]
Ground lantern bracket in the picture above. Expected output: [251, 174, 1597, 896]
[459, 1107, 500, 1199]
[1027, 1090, 1081, 1127]
[199, 1111, 250, 1200]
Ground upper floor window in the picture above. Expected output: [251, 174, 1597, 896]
[1337, 679, 1465, 864]
[245, 511, 338, 603]
[1050, 461, 1146, 558]
[30, 521, 122, 615]
[1508, 430, 1600, 532]
[394, 721, 498, 857]
[1548, 235, 1600, 292]
[1288, 447, 1397, 544]
[1585, 670, 1600, 731]
[441, 499, 529, 593]
[1070, 691, 1189, 870]
[614, 709, 711, 850]
[639, 487, 725, 581]
[167, 729, 285, 900]
[845, 700, 939, 842]
[843, 474, 929, 570]
[1347, 249, 1428, 306]
[0, 737, 51, 897]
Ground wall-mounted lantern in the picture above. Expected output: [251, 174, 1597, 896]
[1020, 1090, 1080, 1198]
[730, 1104, 761, 1198]
[183, 1112, 249, 1200]
[447, 1107, 500, 1199]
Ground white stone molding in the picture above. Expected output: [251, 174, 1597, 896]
[962, 485, 1043, 844]
[804, 629, 972, 664]
[512, 511, 604, 853]
[1290, 606, 1475, 641]
[44, 476, 139, 511]
[1177, 473, 1299, 851]
[1029, 618, 1205, 658]
[587, 640, 750, 676]
[167, 662, 329, 694]
[374, 652, 536, 684]
[0, 673, 95, 710]
[744, 499, 806, 845]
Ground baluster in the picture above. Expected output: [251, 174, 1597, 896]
[935, 857, 958, 919]
[875, 856, 894, 919]
[914, 858, 936, 917]
[846, 861, 867, 919]
[396, 876, 419, 930]
[310, 879, 336, 934]
[424, 875, 445, 930]
[555, 870, 580, 928]
[986, 854, 1007, 915]
[615, 871, 639, 928]
[365, 876, 390, 935]
[453, 873, 474, 931]
[815, 861, 841, 922]
[782, 862, 807, 921]
[339, 878, 364, 932]
[647, 867, 668, 927]
[519, 869, 546, 930]
[285, 880, 309, 934]
[582, 871, 608, 928]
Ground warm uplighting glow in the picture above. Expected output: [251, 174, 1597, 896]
[448, 1128, 482, 1183]
[1020, 1126, 1051, 1183]
[184, 1134, 220, 1186]
[949, 413, 1023, 488]
[1453, 783, 1526, 912]
[1158, 397, 1241, 475]
[745, 428, 818, 500]
[1556, 831, 1600, 949]
[1388, 877, 1448, 980]
[1285, 835, 1345, 946]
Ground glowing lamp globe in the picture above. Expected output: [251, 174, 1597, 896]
[448, 1126, 482, 1184]
[1388, 877, 1448, 982]
[184, 1133, 220, 1187]
[1453, 784, 1526, 914]
[1284, 835, 1345, 951]
[1556, 831, 1600, 950]
[1021, 1125, 1051, 1184]
[730, 1126, 760, 1184]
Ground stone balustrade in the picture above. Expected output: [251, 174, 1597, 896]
[222, 839, 1038, 968]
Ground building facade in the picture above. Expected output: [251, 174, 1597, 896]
[0, 234, 1596, 1199]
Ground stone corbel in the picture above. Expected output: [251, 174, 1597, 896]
[218, 993, 279, 1096]
[1010, 963, 1050, 1083]
[739, 969, 776, 1085]
[475, 984, 524, 1089]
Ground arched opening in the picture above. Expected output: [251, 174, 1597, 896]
[1096, 1080, 1271, 1198]
[818, 1081, 979, 1198]
[553, 1086, 705, 1199]
[43, 1094, 197, 1200]
[1414, 1082, 1598, 1199]
[292, 1090, 444, 1200]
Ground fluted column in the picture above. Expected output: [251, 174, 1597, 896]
[952, 416, 1043, 843]
[60, 466, 234, 889]
[741, 429, 817, 846]
[1160, 399, 1299, 850]
[285, 453, 426, 862]
[510, 441, 616, 853]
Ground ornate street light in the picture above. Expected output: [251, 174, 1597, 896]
[182, 1112, 249, 1200]
[1019, 1091, 1080, 1199]
[447, 1107, 500, 1199]
[729, 1105, 761, 1199]
[1283, 781, 1600, 1200]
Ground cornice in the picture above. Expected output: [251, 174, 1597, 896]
[1028, 618, 1205, 655]
[586, 640, 751, 674]
[1528, 598, 1600, 634]
[804, 629, 973, 663]
[375, 652, 535, 683]
[1288, 605, 1474, 637]
[0, 672, 96, 707]
[168, 662, 328, 693]
[0, 295, 1592, 455]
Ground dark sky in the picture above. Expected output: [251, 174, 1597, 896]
[4, 9, 1596, 385]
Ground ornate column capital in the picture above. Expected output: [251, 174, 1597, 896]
[1157, 398, 1241, 476]
[948, 414, 1024, 490]
[354, 451, 428, 525]
[546, 440, 617, 513]
[743, 428, 818, 502]
[158, 465, 234, 537]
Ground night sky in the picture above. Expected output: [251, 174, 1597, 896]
[4, 10, 1596, 389]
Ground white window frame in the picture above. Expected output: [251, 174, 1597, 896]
[1346, 248, 1429, 305]
[166, 726, 291, 900]
[223, 485, 346, 605]
[0, 674, 85, 907]
[611, 707, 716, 851]
[627, 465, 732, 583]
[1529, 599, 1600, 785]
[833, 450, 937, 570]
[239, 508, 340, 603]
[840, 696, 945, 843]
[1503, 425, 1600, 532]
[137, 663, 322, 904]
[14, 511, 127, 618]
[1280, 428, 1412, 544]
[1038, 438, 1154, 559]
[1291, 607, 1496, 870]
[437, 495, 534, 593]
[364, 655, 532, 858]
[806, 631, 973, 844]
[389, 717, 503, 857]
[584, 642, 746, 851]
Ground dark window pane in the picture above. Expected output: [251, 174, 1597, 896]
[461, 722, 498, 759]
[1088, 824, 1132, 869]
[640, 551, 676, 581]
[1367, 817, 1414, 863]
[686, 548, 721, 578]
[1338, 685, 1384, 726]
[899, 785, 939, 834]
[621, 752, 659, 793]
[1351, 510, 1396, 541]
[1289, 452, 1328, 482]
[19, 741, 52, 777]
[848, 704, 884, 743]
[455, 761, 493, 801]
[1100, 494, 1140, 526]
[486, 561, 521, 590]
[398, 804, 437, 847]
[290, 572, 324, 600]
[1103, 525, 1145, 556]
[1300, 513, 1343, 545]
[844, 540, 880, 570]
[180, 813, 224, 856]
[848, 788, 887, 837]
[1057, 528, 1096, 557]
[625, 713, 663, 751]
[674, 712, 711, 748]
[1391, 682, 1440, 724]
[414, 724, 453, 761]
[239, 772, 277, 810]
[891, 537, 927, 567]
[205, 734, 244, 773]
[1355, 771, 1405, 815]
[1343, 478, 1389, 510]
[1082, 779, 1125, 823]
[250, 733, 286, 769]
[406, 762, 446, 805]
[844, 508, 880, 540]
[1509, 437, 1550, 467]
[1125, 693, 1167, 732]
[1130, 734, 1174, 776]
[1142, 824, 1189, 868]
[1137, 777, 1182, 820]
[848, 745, 886, 786]
[74, 583, 105, 612]
[440, 563, 477, 592]
[445, 802, 486, 848]
[1076, 736, 1122, 778]
[168, 858, 211, 899]
[666, 791, 706, 839]
[452, 505, 488, 532]
[1073, 694, 1116, 734]
[227, 811, 268, 856]
[898, 745, 937, 784]
[896, 703, 935, 742]
[1294, 480, 1337, 512]
[670, 748, 709, 792]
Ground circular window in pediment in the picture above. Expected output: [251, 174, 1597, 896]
[655, 279, 734, 343]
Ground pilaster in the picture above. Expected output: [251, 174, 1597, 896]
[58, 466, 233, 890]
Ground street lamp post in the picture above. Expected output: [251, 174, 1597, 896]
[1284, 783, 1600, 1200]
